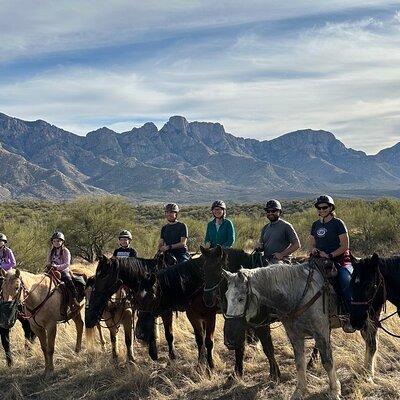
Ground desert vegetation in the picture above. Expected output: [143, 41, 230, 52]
[0, 196, 400, 399]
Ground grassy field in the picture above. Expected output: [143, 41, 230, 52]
[1, 299, 400, 400]
[1, 198, 400, 399]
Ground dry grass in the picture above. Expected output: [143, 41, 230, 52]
[1, 308, 400, 400]
[1, 263, 399, 399]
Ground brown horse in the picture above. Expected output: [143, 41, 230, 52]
[1, 268, 85, 373]
[85, 276, 134, 363]
[137, 256, 218, 371]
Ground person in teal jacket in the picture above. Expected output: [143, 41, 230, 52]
[204, 200, 235, 248]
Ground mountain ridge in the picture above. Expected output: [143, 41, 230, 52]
[0, 112, 399, 202]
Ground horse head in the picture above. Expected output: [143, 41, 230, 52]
[85, 255, 122, 328]
[201, 245, 228, 308]
[1, 269, 22, 302]
[350, 253, 382, 330]
[136, 273, 159, 312]
[222, 268, 258, 350]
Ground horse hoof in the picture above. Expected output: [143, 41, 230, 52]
[290, 389, 306, 400]
[169, 351, 176, 360]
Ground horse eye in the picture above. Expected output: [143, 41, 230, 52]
[238, 298, 244, 303]
[354, 277, 360, 284]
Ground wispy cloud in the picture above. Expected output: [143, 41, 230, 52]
[0, 1, 399, 154]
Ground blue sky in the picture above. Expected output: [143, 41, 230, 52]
[0, 1, 399, 154]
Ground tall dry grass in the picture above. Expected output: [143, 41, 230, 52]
[1, 292, 400, 399]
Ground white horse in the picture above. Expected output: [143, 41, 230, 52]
[223, 263, 344, 400]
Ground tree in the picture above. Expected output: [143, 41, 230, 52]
[62, 196, 135, 262]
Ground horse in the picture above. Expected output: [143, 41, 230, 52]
[222, 258, 376, 400]
[201, 245, 280, 380]
[85, 276, 134, 363]
[137, 255, 219, 371]
[350, 253, 400, 378]
[0, 267, 86, 373]
[85, 255, 176, 361]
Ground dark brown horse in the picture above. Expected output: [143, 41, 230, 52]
[201, 246, 280, 380]
[136, 255, 218, 371]
[85, 255, 177, 361]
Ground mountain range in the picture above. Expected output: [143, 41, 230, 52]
[0, 112, 399, 202]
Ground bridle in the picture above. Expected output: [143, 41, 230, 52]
[223, 277, 254, 320]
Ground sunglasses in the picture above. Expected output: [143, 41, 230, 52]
[266, 209, 279, 213]
[317, 205, 330, 210]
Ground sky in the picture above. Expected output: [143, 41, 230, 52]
[0, 1, 399, 154]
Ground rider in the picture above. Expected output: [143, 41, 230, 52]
[0, 233, 16, 272]
[309, 195, 354, 332]
[113, 230, 138, 258]
[257, 199, 300, 264]
[158, 203, 190, 264]
[46, 231, 79, 310]
[204, 200, 235, 248]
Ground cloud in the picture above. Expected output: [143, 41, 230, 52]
[0, 2, 399, 154]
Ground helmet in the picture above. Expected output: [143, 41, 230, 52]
[165, 203, 180, 213]
[118, 230, 132, 240]
[0, 233, 7, 243]
[264, 199, 282, 211]
[51, 231, 65, 242]
[314, 195, 335, 210]
[211, 200, 226, 210]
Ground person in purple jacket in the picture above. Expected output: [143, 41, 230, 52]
[0, 233, 16, 271]
[46, 231, 79, 309]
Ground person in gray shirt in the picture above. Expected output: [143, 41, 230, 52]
[257, 199, 300, 264]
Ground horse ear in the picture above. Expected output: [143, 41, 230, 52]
[222, 269, 234, 281]
[237, 269, 246, 283]
[215, 245, 222, 257]
[15, 269, 20, 279]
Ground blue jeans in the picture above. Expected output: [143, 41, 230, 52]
[338, 266, 353, 313]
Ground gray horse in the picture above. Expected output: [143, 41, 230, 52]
[223, 263, 342, 400]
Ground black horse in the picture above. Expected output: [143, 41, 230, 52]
[85, 255, 176, 361]
[201, 246, 280, 380]
[137, 255, 219, 371]
[350, 253, 400, 377]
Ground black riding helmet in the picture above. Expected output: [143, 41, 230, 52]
[314, 195, 335, 210]
[165, 203, 179, 213]
[51, 231, 65, 242]
[264, 199, 282, 211]
[211, 200, 226, 210]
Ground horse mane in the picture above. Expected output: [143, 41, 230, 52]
[242, 262, 312, 296]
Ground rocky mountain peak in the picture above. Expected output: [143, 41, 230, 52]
[161, 116, 189, 134]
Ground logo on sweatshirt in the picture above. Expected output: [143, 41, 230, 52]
[316, 227, 327, 237]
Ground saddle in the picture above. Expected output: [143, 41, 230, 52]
[46, 269, 84, 321]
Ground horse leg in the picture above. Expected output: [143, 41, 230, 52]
[85, 327, 96, 354]
[0, 327, 12, 367]
[234, 346, 245, 378]
[161, 310, 176, 360]
[361, 323, 378, 380]
[31, 324, 48, 372]
[286, 329, 307, 400]
[314, 331, 341, 400]
[122, 309, 134, 363]
[46, 324, 57, 373]
[254, 325, 281, 382]
[307, 346, 319, 369]
[204, 313, 216, 371]
[97, 324, 106, 351]
[186, 311, 206, 366]
[72, 312, 84, 353]
[107, 322, 119, 362]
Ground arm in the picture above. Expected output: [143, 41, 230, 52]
[222, 220, 235, 248]
[329, 233, 349, 258]
[274, 225, 300, 260]
[170, 237, 188, 250]
[308, 235, 318, 255]
[54, 248, 71, 271]
[204, 222, 211, 246]
[1, 249, 16, 271]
